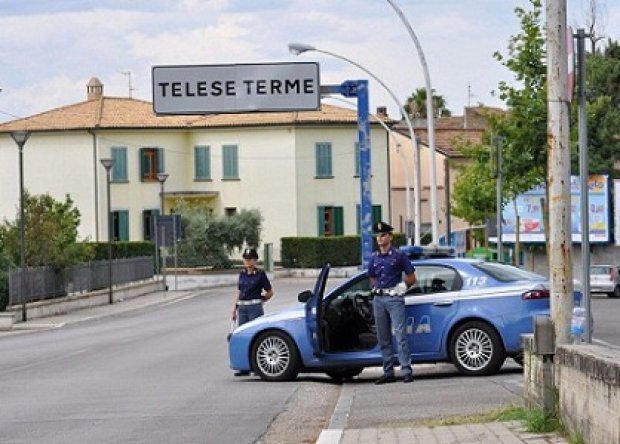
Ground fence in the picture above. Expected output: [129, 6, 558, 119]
[8, 257, 154, 305]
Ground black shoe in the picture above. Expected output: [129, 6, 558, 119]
[402, 374, 414, 383]
[375, 374, 396, 385]
[234, 370, 250, 377]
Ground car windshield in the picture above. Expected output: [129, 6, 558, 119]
[590, 266, 611, 275]
[473, 262, 546, 282]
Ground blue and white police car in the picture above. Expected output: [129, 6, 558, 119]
[228, 246, 582, 381]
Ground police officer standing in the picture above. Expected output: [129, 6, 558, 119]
[368, 222, 416, 384]
[231, 247, 273, 376]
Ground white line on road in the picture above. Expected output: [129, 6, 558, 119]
[316, 382, 355, 443]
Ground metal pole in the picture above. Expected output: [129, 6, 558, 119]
[160, 181, 165, 215]
[106, 168, 113, 304]
[290, 44, 421, 245]
[372, 113, 412, 244]
[173, 215, 178, 291]
[577, 28, 592, 342]
[495, 136, 504, 262]
[546, 0, 573, 345]
[357, 81, 372, 268]
[444, 157, 451, 246]
[386, 0, 439, 244]
[18, 144, 27, 321]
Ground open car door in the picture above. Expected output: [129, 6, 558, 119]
[302, 264, 330, 357]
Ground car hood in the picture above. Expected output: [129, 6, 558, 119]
[234, 304, 305, 334]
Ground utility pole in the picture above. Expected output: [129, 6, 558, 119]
[546, 0, 573, 345]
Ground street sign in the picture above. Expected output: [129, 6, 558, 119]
[152, 62, 320, 115]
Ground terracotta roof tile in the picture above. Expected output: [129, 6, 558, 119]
[0, 97, 377, 134]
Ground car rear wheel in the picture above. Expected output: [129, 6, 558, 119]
[325, 367, 364, 381]
[449, 321, 505, 376]
[609, 286, 620, 299]
[251, 330, 301, 382]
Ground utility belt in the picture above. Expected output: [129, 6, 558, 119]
[372, 287, 403, 297]
[236, 298, 263, 306]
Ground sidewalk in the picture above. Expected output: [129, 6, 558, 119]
[2, 275, 570, 443]
[3, 289, 197, 334]
[324, 421, 568, 443]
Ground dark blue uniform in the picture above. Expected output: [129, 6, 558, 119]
[237, 268, 272, 325]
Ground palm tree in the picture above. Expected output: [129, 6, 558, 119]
[404, 87, 452, 119]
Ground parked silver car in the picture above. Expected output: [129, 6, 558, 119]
[590, 265, 620, 298]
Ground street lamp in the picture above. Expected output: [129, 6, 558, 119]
[492, 136, 504, 263]
[157, 173, 169, 215]
[386, 0, 440, 244]
[11, 130, 30, 322]
[289, 42, 422, 245]
[100, 158, 115, 304]
[327, 96, 412, 236]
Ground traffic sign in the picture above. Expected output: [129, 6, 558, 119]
[152, 62, 320, 115]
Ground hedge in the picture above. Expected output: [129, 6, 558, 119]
[281, 233, 407, 268]
[90, 241, 154, 260]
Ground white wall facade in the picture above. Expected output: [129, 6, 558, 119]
[1, 122, 391, 262]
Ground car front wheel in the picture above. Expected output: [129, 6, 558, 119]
[251, 330, 301, 382]
[609, 286, 620, 299]
[449, 321, 505, 376]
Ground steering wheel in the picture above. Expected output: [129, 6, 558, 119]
[353, 293, 374, 323]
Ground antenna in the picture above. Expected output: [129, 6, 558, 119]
[122, 71, 135, 98]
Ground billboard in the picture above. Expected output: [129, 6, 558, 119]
[615, 179, 620, 246]
[497, 175, 610, 244]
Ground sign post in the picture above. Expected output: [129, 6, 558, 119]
[321, 81, 372, 268]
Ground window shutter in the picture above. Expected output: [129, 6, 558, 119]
[157, 148, 165, 174]
[317, 206, 325, 236]
[372, 205, 382, 225]
[112, 147, 127, 181]
[356, 204, 361, 234]
[119, 210, 129, 241]
[139, 148, 147, 181]
[334, 207, 344, 235]
[194, 146, 204, 179]
[354, 142, 360, 176]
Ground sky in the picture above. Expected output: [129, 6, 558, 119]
[1, 0, 619, 123]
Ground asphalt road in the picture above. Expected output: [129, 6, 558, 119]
[1, 277, 618, 444]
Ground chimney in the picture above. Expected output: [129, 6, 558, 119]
[376, 106, 388, 118]
[86, 77, 103, 100]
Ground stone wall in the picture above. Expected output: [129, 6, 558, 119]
[523, 335, 620, 443]
[556, 344, 620, 444]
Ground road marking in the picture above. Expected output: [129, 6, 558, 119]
[316, 381, 354, 443]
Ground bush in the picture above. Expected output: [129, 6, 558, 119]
[0, 249, 12, 311]
[90, 241, 154, 260]
[281, 233, 407, 268]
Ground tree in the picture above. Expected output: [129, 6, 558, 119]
[0, 192, 91, 271]
[571, 39, 620, 177]
[175, 203, 263, 269]
[404, 87, 452, 119]
[453, 0, 547, 228]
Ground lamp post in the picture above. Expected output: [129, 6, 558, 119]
[324, 96, 412, 238]
[11, 130, 30, 322]
[100, 158, 115, 304]
[157, 173, 169, 215]
[385, 0, 439, 244]
[156, 173, 169, 290]
[492, 136, 504, 263]
[289, 42, 421, 245]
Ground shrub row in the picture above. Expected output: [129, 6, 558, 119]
[90, 241, 154, 260]
[281, 233, 406, 268]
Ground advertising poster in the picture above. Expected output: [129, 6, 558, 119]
[615, 179, 620, 246]
[498, 175, 609, 244]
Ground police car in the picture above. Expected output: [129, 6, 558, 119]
[228, 246, 582, 381]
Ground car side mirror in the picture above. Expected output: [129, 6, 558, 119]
[298, 290, 313, 303]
